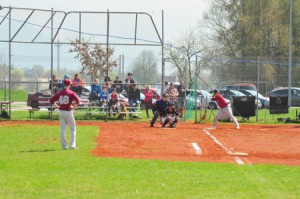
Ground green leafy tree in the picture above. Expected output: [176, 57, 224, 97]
[200, 0, 300, 88]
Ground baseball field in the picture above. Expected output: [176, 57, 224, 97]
[0, 121, 299, 198]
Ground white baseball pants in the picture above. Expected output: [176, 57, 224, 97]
[59, 110, 76, 149]
[213, 106, 239, 128]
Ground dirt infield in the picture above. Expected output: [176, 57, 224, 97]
[1, 121, 300, 166]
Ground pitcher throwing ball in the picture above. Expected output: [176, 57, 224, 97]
[209, 89, 240, 130]
[50, 79, 80, 150]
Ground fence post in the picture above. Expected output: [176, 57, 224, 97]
[256, 56, 260, 122]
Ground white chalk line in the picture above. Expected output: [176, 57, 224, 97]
[203, 129, 245, 165]
[191, 142, 202, 155]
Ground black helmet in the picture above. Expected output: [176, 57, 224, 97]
[213, 89, 219, 94]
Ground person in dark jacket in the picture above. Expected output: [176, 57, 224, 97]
[150, 93, 172, 127]
[128, 84, 140, 119]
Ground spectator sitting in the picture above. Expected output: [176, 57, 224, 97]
[106, 81, 114, 93]
[49, 74, 61, 94]
[104, 75, 111, 83]
[113, 76, 123, 93]
[99, 85, 109, 112]
[90, 78, 102, 101]
[108, 88, 119, 116]
[72, 73, 84, 95]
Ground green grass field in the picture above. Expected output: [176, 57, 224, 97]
[0, 125, 299, 199]
[0, 89, 28, 102]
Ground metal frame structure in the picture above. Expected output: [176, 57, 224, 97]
[0, 6, 165, 120]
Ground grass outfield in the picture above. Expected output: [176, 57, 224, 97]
[0, 125, 299, 198]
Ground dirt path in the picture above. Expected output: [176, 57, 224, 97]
[1, 120, 300, 166]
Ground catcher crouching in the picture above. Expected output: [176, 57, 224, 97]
[161, 103, 180, 128]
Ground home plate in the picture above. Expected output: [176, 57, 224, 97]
[229, 152, 248, 156]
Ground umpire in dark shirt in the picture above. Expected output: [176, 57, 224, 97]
[150, 93, 172, 127]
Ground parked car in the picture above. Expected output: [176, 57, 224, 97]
[27, 89, 89, 109]
[268, 87, 300, 107]
[209, 89, 246, 101]
[238, 89, 269, 108]
[222, 83, 257, 91]
[186, 89, 218, 109]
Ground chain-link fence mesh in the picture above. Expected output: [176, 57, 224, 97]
[1, 56, 300, 122]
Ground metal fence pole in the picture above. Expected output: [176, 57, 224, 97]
[50, 8, 54, 121]
[8, 6, 12, 119]
[256, 56, 260, 122]
[288, 0, 293, 107]
[194, 55, 198, 123]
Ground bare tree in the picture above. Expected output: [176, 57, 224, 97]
[69, 38, 117, 80]
[166, 27, 210, 88]
[31, 65, 45, 79]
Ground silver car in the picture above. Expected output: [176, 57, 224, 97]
[269, 87, 300, 107]
[186, 89, 218, 109]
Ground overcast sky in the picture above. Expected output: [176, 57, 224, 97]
[1, 0, 210, 41]
[0, 0, 210, 73]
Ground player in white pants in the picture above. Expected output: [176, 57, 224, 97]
[210, 89, 239, 129]
[50, 78, 80, 149]
[59, 110, 77, 149]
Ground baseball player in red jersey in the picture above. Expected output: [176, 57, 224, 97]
[50, 79, 80, 150]
[209, 89, 240, 130]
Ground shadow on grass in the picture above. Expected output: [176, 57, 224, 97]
[19, 149, 61, 153]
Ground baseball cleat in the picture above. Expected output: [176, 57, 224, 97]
[207, 126, 216, 130]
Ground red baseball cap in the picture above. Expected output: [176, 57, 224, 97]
[64, 79, 71, 86]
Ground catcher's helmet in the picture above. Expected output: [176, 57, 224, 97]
[213, 89, 219, 94]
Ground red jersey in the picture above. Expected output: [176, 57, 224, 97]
[50, 88, 80, 111]
[72, 78, 84, 87]
[212, 93, 229, 108]
[109, 93, 119, 104]
[144, 88, 154, 103]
